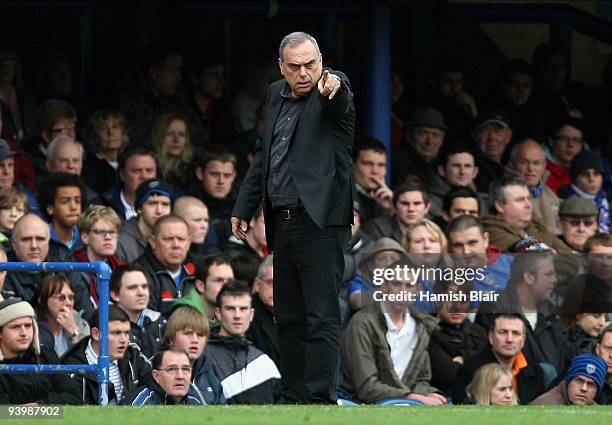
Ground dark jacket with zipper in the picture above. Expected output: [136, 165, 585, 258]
[61, 336, 153, 404]
[121, 380, 207, 405]
[134, 245, 195, 317]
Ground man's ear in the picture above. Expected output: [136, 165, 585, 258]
[437, 165, 446, 178]
[442, 211, 450, 223]
[195, 279, 205, 294]
[215, 307, 221, 321]
[195, 166, 203, 182]
[110, 290, 120, 303]
[493, 200, 504, 215]
[80, 231, 89, 246]
[91, 327, 101, 343]
[424, 202, 431, 215]
[473, 166, 479, 179]
[46, 204, 55, 217]
[483, 231, 490, 246]
[278, 58, 284, 76]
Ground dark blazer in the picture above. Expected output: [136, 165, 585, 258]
[231, 71, 355, 249]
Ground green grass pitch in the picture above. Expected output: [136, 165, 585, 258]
[13, 405, 612, 425]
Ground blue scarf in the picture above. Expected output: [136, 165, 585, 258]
[529, 181, 545, 199]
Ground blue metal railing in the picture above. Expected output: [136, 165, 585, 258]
[0, 261, 111, 406]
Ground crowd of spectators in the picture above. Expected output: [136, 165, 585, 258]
[0, 40, 612, 406]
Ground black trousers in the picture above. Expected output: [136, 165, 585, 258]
[272, 210, 348, 403]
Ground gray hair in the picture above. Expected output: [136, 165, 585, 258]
[256, 254, 273, 279]
[489, 175, 528, 207]
[47, 135, 84, 160]
[278, 32, 321, 61]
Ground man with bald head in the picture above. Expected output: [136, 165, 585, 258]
[3, 214, 94, 318]
[173, 196, 216, 261]
[509, 139, 561, 235]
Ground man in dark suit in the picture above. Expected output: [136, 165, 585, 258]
[231, 31, 355, 404]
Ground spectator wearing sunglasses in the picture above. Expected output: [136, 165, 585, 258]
[33, 274, 90, 357]
[558, 197, 599, 252]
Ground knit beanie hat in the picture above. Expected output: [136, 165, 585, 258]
[570, 150, 604, 182]
[0, 298, 40, 360]
[565, 353, 608, 393]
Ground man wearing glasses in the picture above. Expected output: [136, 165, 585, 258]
[123, 347, 207, 405]
[558, 197, 598, 252]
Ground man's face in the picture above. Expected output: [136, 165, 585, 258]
[216, 294, 254, 337]
[576, 170, 603, 196]
[567, 375, 598, 405]
[354, 149, 386, 190]
[170, 328, 207, 361]
[81, 219, 118, 259]
[49, 142, 82, 175]
[42, 118, 76, 145]
[149, 221, 190, 271]
[437, 286, 470, 326]
[12, 216, 50, 262]
[527, 258, 557, 301]
[47, 186, 82, 229]
[0, 157, 14, 188]
[0, 316, 33, 358]
[494, 185, 532, 229]
[395, 191, 430, 227]
[150, 53, 183, 96]
[476, 124, 512, 162]
[512, 142, 546, 188]
[180, 206, 209, 245]
[0, 201, 26, 232]
[489, 317, 526, 359]
[449, 226, 489, 267]
[194, 64, 224, 100]
[502, 72, 533, 106]
[196, 263, 234, 305]
[278, 40, 323, 97]
[110, 271, 149, 316]
[550, 125, 582, 165]
[586, 244, 612, 281]
[91, 320, 130, 361]
[561, 216, 597, 251]
[446, 197, 479, 221]
[139, 194, 171, 228]
[197, 160, 236, 199]
[596, 333, 612, 374]
[381, 276, 420, 314]
[439, 152, 477, 187]
[152, 351, 192, 400]
[120, 154, 157, 197]
[433, 71, 463, 97]
[253, 264, 274, 310]
[409, 126, 445, 162]
[249, 212, 266, 248]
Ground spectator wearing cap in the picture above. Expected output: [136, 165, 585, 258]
[115, 178, 173, 263]
[532, 354, 607, 405]
[508, 139, 561, 235]
[133, 214, 194, 317]
[472, 108, 512, 190]
[544, 117, 584, 193]
[560, 150, 610, 234]
[476, 253, 573, 377]
[0, 138, 39, 214]
[392, 106, 446, 186]
[0, 298, 80, 404]
[558, 197, 598, 252]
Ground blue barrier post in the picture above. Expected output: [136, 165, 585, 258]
[0, 261, 111, 406]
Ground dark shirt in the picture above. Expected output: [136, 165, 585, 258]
[267, 83, 306, 208]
